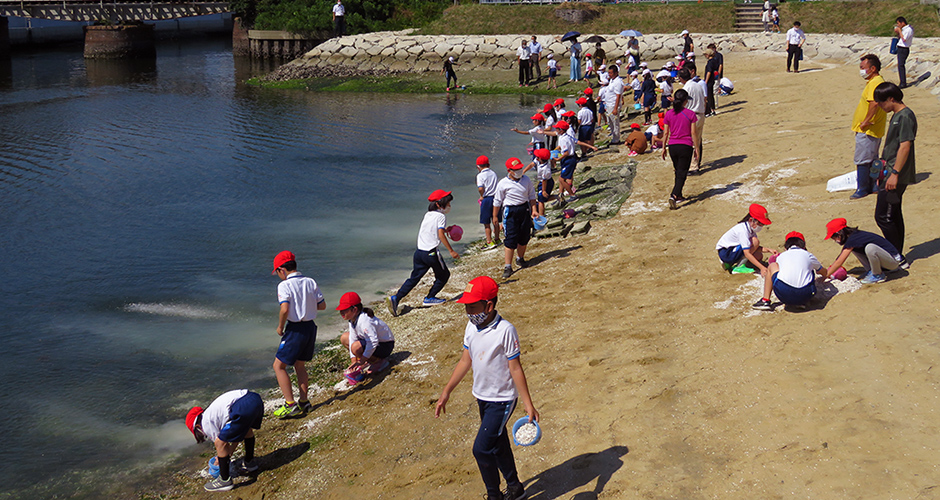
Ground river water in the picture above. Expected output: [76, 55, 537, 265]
[0, 38, 543, 497]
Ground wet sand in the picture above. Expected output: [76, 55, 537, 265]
[164, 50, 940, 499]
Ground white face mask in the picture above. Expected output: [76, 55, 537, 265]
[753, 223, 764, 233]
[508, 170, 522, 180]
[442, 205, 451, 214]
[860, 68, 870, 79]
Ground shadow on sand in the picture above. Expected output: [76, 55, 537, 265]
[523, 446, 629, 500]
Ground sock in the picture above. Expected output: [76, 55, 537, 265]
[285, 401, 295, 407]
[244, 437, 255, 462]
[218, 456, 231, 481]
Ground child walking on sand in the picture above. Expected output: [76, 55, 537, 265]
[337, 292, 395, 382]
[435, 276, 539, 500]
[752, 231, 829, 311]
[823, 218, 903, 284]
[715, 204, 778, 275]
[476, 155, 501, 247]
[386, 190, 460, 317]
[271, 250, 326, 419]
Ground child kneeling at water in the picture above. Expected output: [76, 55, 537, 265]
[752, 231, 829, 310]
[338, 292, 395, 382]
[824, 218, 903, 284]
[716, 204, 778, 275]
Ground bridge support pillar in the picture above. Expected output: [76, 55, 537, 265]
[232, 17, 249, 57]
[83, 24, 156, 59]
[0, 17, 10, 60]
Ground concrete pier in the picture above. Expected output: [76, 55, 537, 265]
[0, 17, 10, 60]
[247, 30, 325, 59]
[232, 16, 249, 57]
[83, 24, 155, 59]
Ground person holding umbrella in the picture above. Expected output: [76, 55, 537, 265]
[562, 31, 582, 82]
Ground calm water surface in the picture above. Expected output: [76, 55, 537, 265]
[0, 38, 543, 497]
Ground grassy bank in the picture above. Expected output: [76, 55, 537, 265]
[420, 1, 940, 37]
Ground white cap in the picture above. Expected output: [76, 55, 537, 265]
[681, 29, 689, 35]
[639, 62, 648, 67]
[665, 61, 676, 68]
[448, 56, 454, 62]
[675, 55, 683, 60]
[547, 53, 553, 59]
[599, 64, 606, 70]
[630, 71, 639, 76]
[642, 69, 651, 75]
[616, 59, 622, 65]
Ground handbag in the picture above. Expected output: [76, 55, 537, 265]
[890, 37, 899, 55]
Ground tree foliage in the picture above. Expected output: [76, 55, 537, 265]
[231, 0, 452, 34]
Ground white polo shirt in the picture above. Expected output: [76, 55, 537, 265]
[494, 175, 536, 207]
[332, 3, 344, 16]
[577, 107, 593, 126]
[774, 247, 822, 288]
[200, 390, 248, 442]
[516, 45, 530, 60]
[463, 315, 521, 402]
[682, 79, 706, 114]
[786, 27, 805, 46]
[416, 210, 446, 251]
[716, 222, 755, 251]
[898, 24, 913, 48]
[603, 77, 624, 109]
[277, 272, 325, 322]
[477, 168, 498, 197]
[528, 125, 546, 144]
[348, 313, 394, 359]
[558, 131, 576, 156]
[535, 158, 552, 182]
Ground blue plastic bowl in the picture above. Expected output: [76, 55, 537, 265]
[208, 457, 220, 478]
[533, 215, 547, 231]
[511, 417, 541, 446]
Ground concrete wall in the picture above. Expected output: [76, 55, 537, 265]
[6, 13, 231, 46]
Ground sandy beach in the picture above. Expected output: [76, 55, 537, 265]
[162, 50, 940, 499]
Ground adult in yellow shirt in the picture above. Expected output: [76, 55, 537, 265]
[850, 53, 887, 199]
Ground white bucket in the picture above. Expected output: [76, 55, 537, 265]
[826, 170, 857, 193]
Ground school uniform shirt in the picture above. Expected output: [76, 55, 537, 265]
[544, 113, 555, 130]
[630, 78, 642, 92]
[843, 230, 900, 256]
[646, 123, 660, 136]
[786, 27, 806, 46]
[348, 313, 394, 359]
[463, 315, 520, 402]
[659, 79, 673, 98]
[716, 222, 756, 251]
[547, 59, 558, 71]
[682, 79, 706, 114]
[476, 168, 498, 197]
[882, 107, 917, 185]
[278, 272, 325, 322]
[603, 77, 624, 110]
[558, 131, 577, 156]
[597, 85, 609, 104]
[720, 77, 734, 90]
[535, 158, 552, 181]
[494, 175, 537, 208]
[528, 125, 547, 144]
[585, 59, 594, 72]
[577, 107, 594, 126]
[775, 247, 822, 288]
[416, 210, 447, 251]
[200, 390, 249, 442]
[598, 71, 609, 86]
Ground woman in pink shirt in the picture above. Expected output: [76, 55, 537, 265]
[661, 89, 701, 209]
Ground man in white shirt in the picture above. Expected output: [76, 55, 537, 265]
[332, 0, 345, 37]
[894, 16, 914, 88]
[529, 36, 542, 80]
[516, 40, 531, 87]
[603, 65, 624, 144]
[762, 8, 770, 32]
[785, 21, 806, 73]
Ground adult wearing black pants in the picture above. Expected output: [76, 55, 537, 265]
[661, 89, 701, 210]
[894, 17, 914, 88]
[785, 21, 805, 73]
[873, 81, 916, 267]
[332, 0, 345, 38]
[704, 49, 719, 116]
[516, 40, 531, 87]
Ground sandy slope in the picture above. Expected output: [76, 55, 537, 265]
[165, 51, 940, 500]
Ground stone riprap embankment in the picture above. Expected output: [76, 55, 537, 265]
[266, 30, 940, 93]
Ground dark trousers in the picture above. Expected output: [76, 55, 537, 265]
[333, 16, 345, 37]
[473, 399, 521, 497]
[518, 59, 530, 85]
[530, 55, 541, 78]
[897, 46, 910, 87]
[669, 144, 694, 199]
[705, 75, 717, 114]
[875, 183, 907, 253]
[446, 70, 457, 88]
[787, 44, 801, 72]
[395, 249, 449, 300]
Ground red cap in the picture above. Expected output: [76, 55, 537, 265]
[554, 98, 565, 106]
[456, 276, 499, 303]
[748, 203, 772, 225]
[428, 189, 452, 202]
[505, 157, 524, 170]
[534, 148, 551, 161]
[585, 53, 592, 58]
[584, 87, 593, 95]
[554, 121, 569, 130]
[476, 155, 490, 166]
[336, 291, 362, 311]
[785, 231, 805, 242]
[186, 407, 204, 441]
[272, 251, 295, 274]
[543, 103, 553, 112]
[825, 218, 847, 240]
[563, 111, 576, 117]
[575, 97, 587, 105]
[531, 113, 545, 121]
[630, 123, 641, 129]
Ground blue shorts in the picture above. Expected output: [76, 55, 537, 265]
[217, 391, 264, 442]
[537, 177, 555, 203]
[549, 68, 557, 78]
[661, 95, 671, 109]
[577, 124, 594, 142]
[598, 102, 606, 114]
[645, 132, 653, 141]
[373, 340, 394, 359]
[633, 89, 642, 102]
[772, 273, 816, 305]
[717, 246, 744, 264]
[643, 94, 655, 108]
[502, 204, 532, 250]
[560, 155, 577, 180]
[480, 196, 498, 225]
[276, 320, 317, 364]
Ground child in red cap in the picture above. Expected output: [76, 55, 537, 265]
[575, 97, 595, 155]
[475, 156, 501, 248]
[337, 291, 395, 381]
[186, 389, 264, 491]
[495, 157, 538, 278]
[509, 113, 547, 154]
[523, 148, 555, 216]
[271, 251, 326, 419]
[715, 204, 778, 275]
[386, 190, 459, 316]
[625, 122, 648, 157]
[435, 276, 539, 500]
[823, 218, 903, 284]
[752, 231, 828, 311]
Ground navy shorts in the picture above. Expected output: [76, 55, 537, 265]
[633, 89, 641, 102]
[502, 204, 532, 249]
[717, 245, 744, 264]
[560, 155, 577, 180]
[276, 320, 317, 364]
[217, 391, 264, 442]
[480, 196, 498, 225]
[537, 178, 555, 203]
[577, 124, 594, 142]
[373, 340, 394, 359]
[661, 95, 671, 109]
[645, 132, 653, 141]
[598, 102, 606, 114]
[643, 94, 656, 108]
[772, 273, 816, 305]
[549, 68, 557, 78]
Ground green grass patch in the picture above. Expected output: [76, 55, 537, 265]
[250, 74, 572, 95]
[305, 338, 350, 387]
[777, 0, 940, 37]
[308, 431, 334, 449]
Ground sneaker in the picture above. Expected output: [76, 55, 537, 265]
[628, 151, 639, 157]
[849, 190, 868, 200]
[668, 196, 677, 210]
[385, 295, 399, 317]
[731, 263, 756, 274]
[204, 476, 234, 492]
[298, 400, 314, 413]
[860, 272, 887, 284]
[504, 482, 527, 500]
[502, 265, 514, 278]
[423, 297, 445, 306]
[515, 256, 527, 268]
[366, 359, 390, 374]
[344, 369, 364, 385]
[751, 298, 773, 311]
[234, 458, 259, 475]
[273, 403, 303, 419]
[567, 196, 578, 203]
[896, 255, 910, 270]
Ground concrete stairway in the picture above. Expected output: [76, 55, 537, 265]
[734, 4, 766, 33]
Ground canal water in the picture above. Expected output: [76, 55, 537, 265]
[0, 38, 544, 497]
